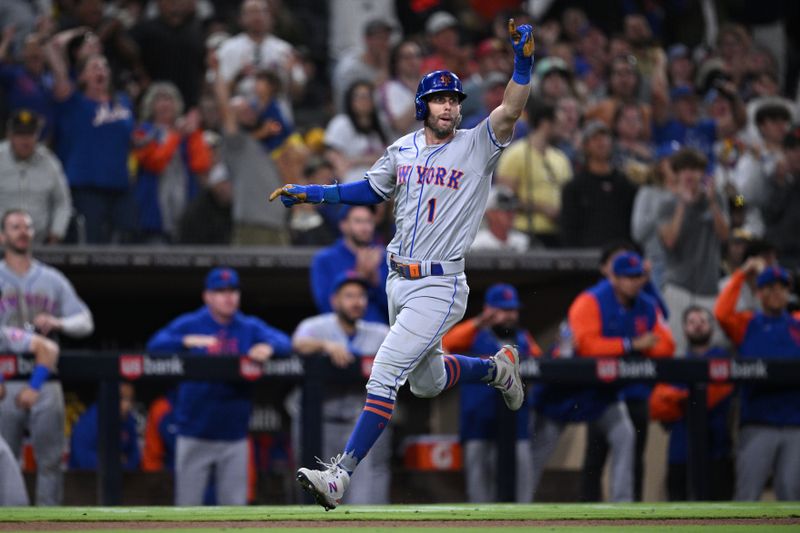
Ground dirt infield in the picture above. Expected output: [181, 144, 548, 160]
[3, 518, 799, 530]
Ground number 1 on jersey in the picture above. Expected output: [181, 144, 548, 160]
[427, 198, 437, 223]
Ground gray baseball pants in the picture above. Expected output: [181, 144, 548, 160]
[530, 402, 634, 502]
[0, 381, 64, 505]
[464, 439, 533, 502]
[735, 425, 800, 501]
[175, 436, 248, 505]
[0, 435, 28, 506]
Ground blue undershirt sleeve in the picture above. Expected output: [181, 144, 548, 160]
[323, 180, 384, 205]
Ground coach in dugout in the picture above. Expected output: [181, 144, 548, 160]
[715, 257, 800, 501]
[146, 267, 292, 505]
[442, 283, 542, 502]
[529, 251, 674, 502]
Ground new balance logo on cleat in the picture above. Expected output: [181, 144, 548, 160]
[296, 455, 351, 511]
[490, 345, 524, 411]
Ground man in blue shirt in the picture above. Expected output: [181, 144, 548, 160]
[146, 266, 292, 505]
[310, 206, 389, 323]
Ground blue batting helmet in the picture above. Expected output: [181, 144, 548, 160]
[414, 70, 467, 120]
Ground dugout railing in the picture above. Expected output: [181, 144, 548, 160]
[2, 352, 799, 505]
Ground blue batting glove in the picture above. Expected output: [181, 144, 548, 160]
[268, 184, 324, 207]
[509, 23, 534, 59]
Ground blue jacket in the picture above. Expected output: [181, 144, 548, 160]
[146, 306, 292, 440]
[715, 270, 800, 426]
[532, 279, 674, 422]
[69, 404, 140, 471]
[310, 238, 389, 323]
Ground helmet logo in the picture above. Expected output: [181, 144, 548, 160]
[439, 73, 452, 85]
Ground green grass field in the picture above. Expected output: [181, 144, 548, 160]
[2, 502, 798, 532]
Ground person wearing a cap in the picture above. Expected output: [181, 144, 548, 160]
[310, 205, 389, 324]
[666, 44, 694, 89]
[530, 251, 674, 502]
[496, 100, 571, 247]
[715, 256, 800, 501]
[292, 272, 391, 504]
[442, 283, 542, 502]
[146, 267, 292, 505]
[560, 119, 637, 247]
[420, 11, 475, 79]
[461, 71, 522, 133]
[657, 147, 729, 354]
[0, 109, 72, 244]
[533, 57, 574, 104]
[763, 127, 800, 257]
[332, 18, 394, 112]
[651, 79, 718, 166]
[471, 185, 530, 252]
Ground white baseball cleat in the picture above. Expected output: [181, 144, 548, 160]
[490, 345, 524, 411]
[296, 455, 350, 511]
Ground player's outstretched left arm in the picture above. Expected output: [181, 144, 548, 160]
[489, 19, 534, 144]
[269, 179, 384, 208]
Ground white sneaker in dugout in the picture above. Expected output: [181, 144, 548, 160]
[296, 455, 351, 511]
[490, 345, 524, 411]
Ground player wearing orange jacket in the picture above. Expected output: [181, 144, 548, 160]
[530, 251, 674, 502]
[650, 305, 734, 501]
[715, 257, 800, 501]
[443, 283, 541, 502]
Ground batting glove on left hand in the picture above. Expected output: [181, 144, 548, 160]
[508, 20, 535, 59]
[269, 184, 324, 207]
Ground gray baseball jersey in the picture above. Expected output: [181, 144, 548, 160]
[366, 118, 509, 261]
[0, 259, 90, 330]
[293, 313, 389, 420]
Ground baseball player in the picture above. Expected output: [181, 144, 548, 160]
[0, 209, 93, 505]
[146, 266, 292, 506]
[292, 272, 391, 504]
[0, 325, 59, 506]
[442, 283, 542, 502]
[530, 252, 674, 502]
[271, 20, 535, 510]
[715, 258, 800, 500]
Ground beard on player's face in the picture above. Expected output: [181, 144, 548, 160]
[686, 330, 712, 348]
[425, 109, 461, 139]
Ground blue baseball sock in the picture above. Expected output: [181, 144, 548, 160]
[443, 354, 495, 389]
[341, 393, 394, 473]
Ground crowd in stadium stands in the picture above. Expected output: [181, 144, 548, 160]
[1, 0, 800, 506]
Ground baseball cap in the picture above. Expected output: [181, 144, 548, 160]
[8, 109, 42, 135]
[485, 283, 520, 310]
[485, 185, 518, 211]
[612, 252, 645, 277]
[205, 267, 240, 290]
[364, 18, 394, 36]
[756, 266, 791, 289]
[426, 11, 458, 35]
[581, 119, 610, 142]
[476, 38, 504, 60]
[667, 44, 690, 62]
[535, 57, 572, 79]
[331, 271, 370, 293]
[670, 85, 695, 101]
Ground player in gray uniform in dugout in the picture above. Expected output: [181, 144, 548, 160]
[272, 21, 536, 510]
[0, 209, 93, 505]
